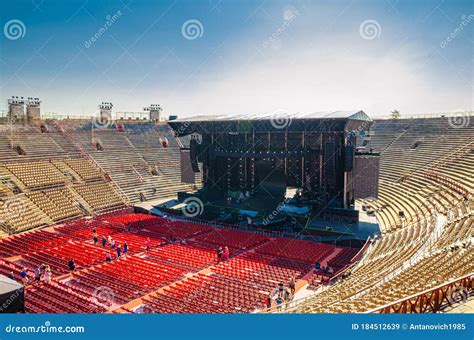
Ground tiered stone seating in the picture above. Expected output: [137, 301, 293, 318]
[65, 123, 198, 204]
[0, 194, 51, 233]
[26, 188, 83, 222]
[64, 158, 104, 181]
[72, 182, 125, 211]
[5, 161, 67, 189]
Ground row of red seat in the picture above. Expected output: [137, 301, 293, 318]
[0, 229, 69, 258]
[213, 252, 312, 291]
[143, 273, 267, 313]
[193, 228, 269, 250]
[19, 240, 109, 276]
[255, 237, 335, 264]
[147, 243, 218, 271]
[108, 231, 165, 254]
[64, 271, 149, 307]
[99, 212, 158, 227]
[25, 281, 107, 313]
[89, 256, 188, 290]
[327, 247, 359, 272]
[141, 219, 214, 239]
[55, 220, 123, 240]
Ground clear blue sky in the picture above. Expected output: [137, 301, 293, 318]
[1, 0, 473, 117]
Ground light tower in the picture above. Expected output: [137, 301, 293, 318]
[26, 97, 41, 121]
[98, 102, 113, 123]
[7, 96, 26, 122]
[143, 104, 162, 122]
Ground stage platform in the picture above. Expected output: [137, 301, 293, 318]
[305, 201, 379, 242]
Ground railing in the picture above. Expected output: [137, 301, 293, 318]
[366, 272, 473, 313]
[371, 111, 474, 120]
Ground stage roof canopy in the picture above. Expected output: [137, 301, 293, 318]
[169, 110, 372, 136]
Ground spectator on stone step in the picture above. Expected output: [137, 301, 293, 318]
[105, 252, 112, 262]
[102, 235, 107, 247]
[217, 246, 223, 262]
[110, 238, 115, 249]
[223, 246, 229, 261]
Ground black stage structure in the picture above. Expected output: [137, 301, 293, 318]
[166, 111, 378, 240]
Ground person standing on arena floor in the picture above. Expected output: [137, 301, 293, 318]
[43, 266, 51, 282]
[284, 288, 291, 302]
[116, 244, 122, 258]
[93, 229, 98, 245]
[265, 294, 272, 310]
[68, 259, 76, 271]
[289, 277, 296, 295]
[20, 268, 28, 285]
[34, 266, 41, 281]
[146, 237, 151, 252]
[102, 235, 107, 247]
[223, 246, 229, 261]
[123, 241, 128, 257]
[277, 281, 284, 294]
[275, 294, 283, 309]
